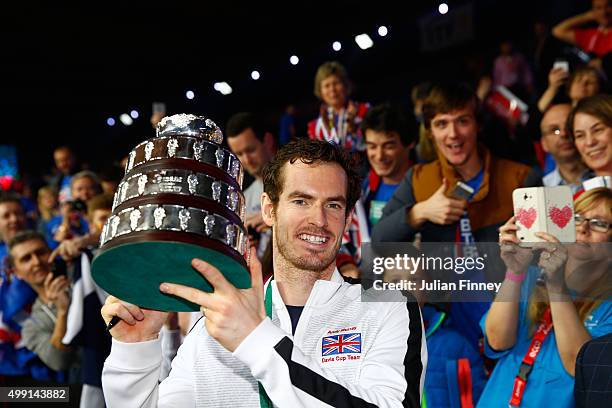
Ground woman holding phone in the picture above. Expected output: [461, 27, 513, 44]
[477, 187, 612, 407]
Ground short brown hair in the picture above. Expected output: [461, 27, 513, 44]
[87, 193, 114, 216]
[313, 61, 351, 100]
[262, 138, 361, 215]
[7, 230, 48, 268]
[70, 171, 103, 194]
[567, 94, 612, 139]
[422, 83, 479, 130]
[0, 193, 22, 208]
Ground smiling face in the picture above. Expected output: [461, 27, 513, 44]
[573, 112, 612, 175]
[365, 130, 411, 181]
[320, 75, 348, 110]
[10, 238, 52, 290]
[429, 104, 480, 170]
[263, 160, 350, 273]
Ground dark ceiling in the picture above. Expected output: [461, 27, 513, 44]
[1, 0, 580, 176]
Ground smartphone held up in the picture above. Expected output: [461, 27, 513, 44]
[512, 186, 576, 245]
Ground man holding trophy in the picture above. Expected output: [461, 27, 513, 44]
[96, 116, 425, 407]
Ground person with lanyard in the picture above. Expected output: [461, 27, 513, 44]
[553, 0, 612, 59]
[479, 187, 612, 407]
[100, 139, 427, 407]
[372, 82, 542, 349]
[307, 61, 370, 156]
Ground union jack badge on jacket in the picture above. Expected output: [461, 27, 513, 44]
[322, 332, 362, 356]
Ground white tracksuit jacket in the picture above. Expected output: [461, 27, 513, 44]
[102, 271, 427, 407]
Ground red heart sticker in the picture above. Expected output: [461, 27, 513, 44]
[516, 207, 537, 229]
[548, 205, 572, 228]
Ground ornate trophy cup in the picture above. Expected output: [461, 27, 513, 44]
[91, 114, 250, 311]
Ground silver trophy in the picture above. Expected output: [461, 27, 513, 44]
[92, 114, 250, 312]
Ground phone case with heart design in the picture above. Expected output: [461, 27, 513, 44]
[512, 186, 576, 245]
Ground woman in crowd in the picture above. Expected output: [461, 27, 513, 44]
[307, 61, 369, 153]
[568, 93, 612, 177]
[478, 187, 612, 407]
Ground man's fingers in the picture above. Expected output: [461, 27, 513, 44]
[64, 241, 80, 258]
[437, 178, 449, 194]
[449, 207, 466, 217]
[190, 259, 233, 293]
[120, 301, 145, 321]
[448, 198, 467, 209]
[160, 282, 213, 308]
[44, 272, 54, 288]
[48, 247, 60, 264]
[248, 246, 264, 293]
[57, 279, 70, 292]
[102, 302, 139, 325]
[48, 277, 66, 294]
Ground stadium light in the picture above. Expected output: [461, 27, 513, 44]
[355, 34, 373, 50]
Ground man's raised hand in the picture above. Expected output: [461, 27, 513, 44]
[101, 297, 168, 343]
[159, 246, 266, 352]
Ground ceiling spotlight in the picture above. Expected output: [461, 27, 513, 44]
[332, 41, 342, 51]
[289, 55, 299, 65]
[130, 110, 139, 119]
[106, 117, 115, 127]
[439, 3, 449, 14]
[186, 90, 195, 100]
[251, 70, 260, 80]
[355, 34, 374, 50]
[119, 113, 133, 126]
[378, 26, 388, 37]
[214, 82, 232, 95]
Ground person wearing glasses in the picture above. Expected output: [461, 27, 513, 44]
[568, 94, 612, 178]
[540, 104, 593, 193]
[477, 187, 612, 407]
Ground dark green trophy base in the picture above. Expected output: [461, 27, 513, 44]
[91, 240, 250, 312]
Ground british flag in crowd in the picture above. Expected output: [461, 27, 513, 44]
[322, 333, 362, 356]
